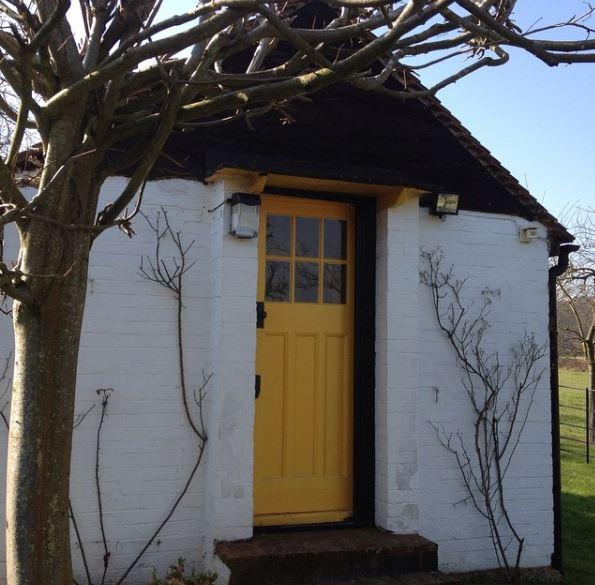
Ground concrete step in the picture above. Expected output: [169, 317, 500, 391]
[215, 528, 438, 585]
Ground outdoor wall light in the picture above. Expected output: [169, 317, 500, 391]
[230, 193, 261, 238]
[420, 192, 460, 219]
[518, 226, 539, 243]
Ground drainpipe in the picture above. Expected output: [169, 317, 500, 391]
[548, 242, 580, 571]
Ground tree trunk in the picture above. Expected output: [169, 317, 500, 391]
[5, 111, 99, 585]
[7, 251, 90, 585]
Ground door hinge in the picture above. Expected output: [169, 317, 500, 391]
[255, 374, 261, 399]
[256, 301, 267, 328]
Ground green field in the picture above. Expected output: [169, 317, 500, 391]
[559, 369, 595, 585]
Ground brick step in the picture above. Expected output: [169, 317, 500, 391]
[215, 528, 438, 585]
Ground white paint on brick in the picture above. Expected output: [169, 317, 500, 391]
[0, 179, 555, 583]
[376, 199, 421, 535]
[203, 173, 258, 549]
[376, 198, 553, 572]
[1, 177, 224, 584]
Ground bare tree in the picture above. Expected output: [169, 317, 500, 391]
[557, 206, 595, 442]
[420, 248, 547, 583]
[0, 2, 592, 584]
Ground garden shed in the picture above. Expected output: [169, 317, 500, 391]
[0, 3, 575, 584]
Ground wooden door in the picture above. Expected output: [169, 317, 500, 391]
[254, 195, 355, 526]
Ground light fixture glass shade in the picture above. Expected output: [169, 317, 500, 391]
[435, 193, 459, 215]
[230, 193, 261, 238]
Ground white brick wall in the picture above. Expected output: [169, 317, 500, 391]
[375, 198, 421, 534]
[203, 174, 258, 546]
[0, 180, 555, 583]
[74, 178, 214, 584]
[0, 176, 258, 584]
[376, 198, 553, 572]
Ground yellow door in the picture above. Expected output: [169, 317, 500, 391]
[254, 195, 355, 526]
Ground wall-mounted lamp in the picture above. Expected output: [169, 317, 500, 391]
[230, 193, 261, 238]
[420, 192, 460, 219]
[518, 227, 539, 243]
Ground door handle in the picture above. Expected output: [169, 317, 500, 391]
[256, 302, 267, 328]
[255, 375, 261, 399]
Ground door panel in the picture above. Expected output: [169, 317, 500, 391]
[254, 196, 355, 526]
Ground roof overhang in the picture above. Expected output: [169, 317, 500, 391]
[207, 168, 423, 211]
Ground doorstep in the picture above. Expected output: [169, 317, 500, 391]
[215, 528, 438, 585]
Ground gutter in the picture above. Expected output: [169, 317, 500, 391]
[548, 243, 580, 571]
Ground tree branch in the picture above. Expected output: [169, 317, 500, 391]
[45, 8, 248, 114]
[0, 157, 27, 209]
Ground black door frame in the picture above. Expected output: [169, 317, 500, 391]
[255, 186, 376, 532]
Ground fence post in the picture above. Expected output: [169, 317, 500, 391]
[590, 387, 595, 447]
[587, 388, 591, 464]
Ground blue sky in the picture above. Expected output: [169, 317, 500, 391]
[414, 2, 595, 220]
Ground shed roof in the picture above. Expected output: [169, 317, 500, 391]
[152, 1, 573, 251]
[153, 77, 572, 250]
[17, 1, 572, 251]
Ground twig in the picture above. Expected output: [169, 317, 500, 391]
[421, 247, 546, 582]
[115, 440, 208, 585]
[69, 500, 94, 585]
[115, 210, 210, 584]
[0, 352, 11, 429]
[73, 403, 95, 430]
[138, 209, 202, 440]
[95, 388, 113, 585]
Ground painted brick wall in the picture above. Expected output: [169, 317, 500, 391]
[377, 197, 553, 572]
[203, 174, 258, 545]
[375, 197, 421, 535]
[0, 181, 555, 583]
[0, 178, 218, 584]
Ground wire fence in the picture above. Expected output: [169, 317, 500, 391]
[559, 384, 593, 464]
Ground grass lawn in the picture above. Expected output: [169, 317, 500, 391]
[558, 369, 595, 585]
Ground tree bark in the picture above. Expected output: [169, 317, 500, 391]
[7, 254, 89, 585]
[5, 111, 100, 585]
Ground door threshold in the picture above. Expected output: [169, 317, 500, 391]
[254, 519, 370, 534]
